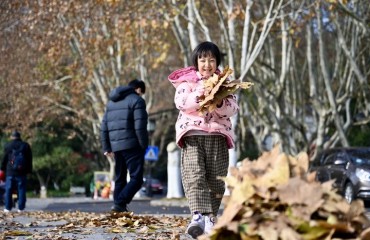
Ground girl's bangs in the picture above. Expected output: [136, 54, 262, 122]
[199, 50, 214, 58]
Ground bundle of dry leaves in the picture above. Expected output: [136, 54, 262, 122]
[200, 146, 370, 240]
[198, 66, 253, 115]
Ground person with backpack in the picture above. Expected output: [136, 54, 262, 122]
[0, 131, 32, 213]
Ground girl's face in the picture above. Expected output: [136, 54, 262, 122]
[197, 54, 217, 79]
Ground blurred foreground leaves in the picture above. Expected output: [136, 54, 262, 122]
[200, 146, 370, 240]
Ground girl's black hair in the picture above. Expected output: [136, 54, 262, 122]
[191, 41, 221, 70]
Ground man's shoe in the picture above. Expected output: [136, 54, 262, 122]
[204, 215, 217, 234]
[4, 209, 10, 213]
[17, 209, 24, 213]
[186, 212, 205, 239]
[111, 204, 128, 212]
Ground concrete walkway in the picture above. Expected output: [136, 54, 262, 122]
[0, 197, 194, 240]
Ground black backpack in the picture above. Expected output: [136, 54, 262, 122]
[10, 143, 26, 171]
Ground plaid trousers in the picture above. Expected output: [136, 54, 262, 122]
[181, 135, 229, 216]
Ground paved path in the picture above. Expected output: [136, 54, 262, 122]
[1, 197, 195, 240]
[4, 197, 368, 239]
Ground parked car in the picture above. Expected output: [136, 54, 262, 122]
[141, 178, 164, 195]
[309, 147, 370, 203]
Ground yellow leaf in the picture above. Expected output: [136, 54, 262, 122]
[111, 228, 124, 233]
[258, 225, 279, 240]
[5, 230, 33, 236]
[327, 215, 338, 224]
[230, 178, 256, 205]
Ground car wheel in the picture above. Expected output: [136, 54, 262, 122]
[344, 182, 354, 203]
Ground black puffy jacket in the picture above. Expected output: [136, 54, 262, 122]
[1, 139, 33, 176]
[100, 86, 148, 153]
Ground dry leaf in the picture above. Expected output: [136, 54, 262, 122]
[204, 145, 370, 240]
[198, 66, 253, 114]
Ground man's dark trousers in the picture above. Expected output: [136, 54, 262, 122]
[114, 147, 145, 206]
[5, 175, 27, 210]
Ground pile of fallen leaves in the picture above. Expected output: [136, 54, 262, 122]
[200, 146, 370, 240]
[0, 211, 188, 240]
[198, 66, 253, 115]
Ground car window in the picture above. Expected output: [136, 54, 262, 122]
[311, 151, 327, 167]
[334, 151, 349, 164]
[349, 150, 370, 165]
[323, 153, 337, 165]
[151, 179, 160, 184]
[336, 152, 347, 160]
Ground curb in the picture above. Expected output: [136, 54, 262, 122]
[23, 197, 189, 211]
[150, 198, 188, 207]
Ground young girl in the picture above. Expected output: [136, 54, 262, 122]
[168, 41, 239, 238]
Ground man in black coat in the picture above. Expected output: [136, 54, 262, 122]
[1, 131, 32, 213]
[101, 79, 148, 212]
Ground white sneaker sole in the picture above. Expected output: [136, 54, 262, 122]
[187, 225, 204, 239]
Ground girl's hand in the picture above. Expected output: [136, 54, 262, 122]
[216, 99, 223, 108]
[195, 84, 205, 96]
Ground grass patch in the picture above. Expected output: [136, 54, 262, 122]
[26, 190, 70, 198]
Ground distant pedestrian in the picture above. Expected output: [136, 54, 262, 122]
[168, 41, 239, 238]
[101, 79, 148, 212]
[1, 131, 33, 213]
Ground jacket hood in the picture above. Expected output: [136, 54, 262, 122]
[168, 66, 199, 88]
[109, 86, 136, 102]
[168, 66, 222, 88]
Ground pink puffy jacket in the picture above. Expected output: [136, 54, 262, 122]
[168, 66, 239, 149]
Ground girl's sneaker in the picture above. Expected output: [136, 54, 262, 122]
[186, 212, 205, 239]
[204, 216, 217, 234]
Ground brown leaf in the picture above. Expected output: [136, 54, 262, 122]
[277, 177, 323, 211]
[347, 199, 366, 219]
[214, 203, 243, 229]
[199, 67, 232, 111]
[280, 227, 302, 240]
[258, 224, 279, 240]
[4, 230, 33, 236]
[360, 227, 370, 240]
[198, 66, 253, 114]
[210, 146, 370, 240]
